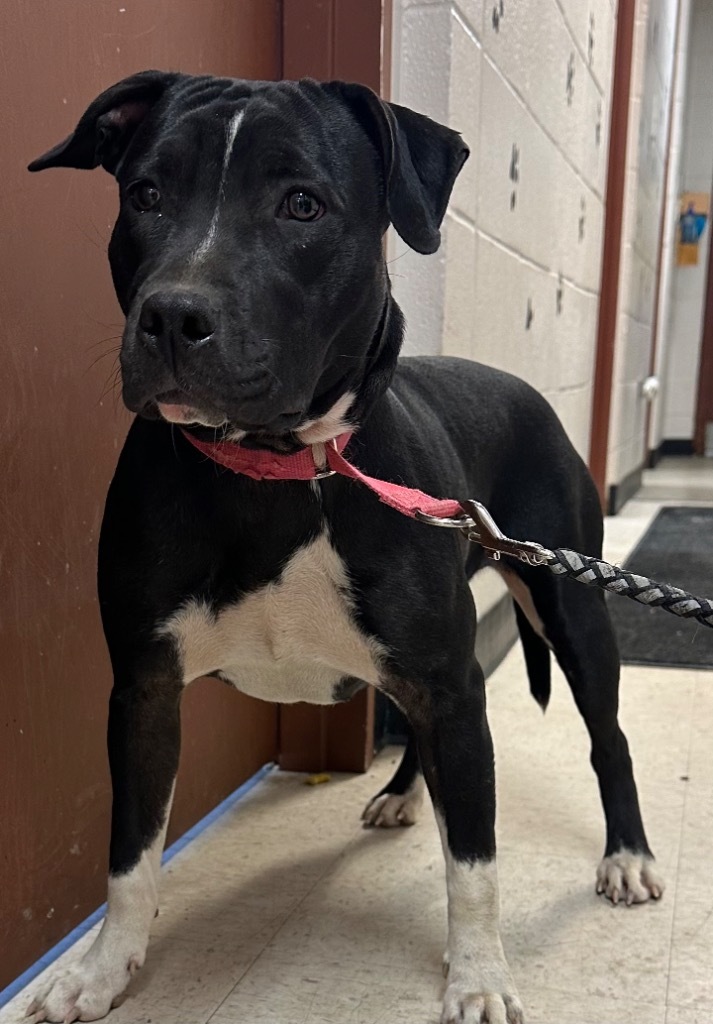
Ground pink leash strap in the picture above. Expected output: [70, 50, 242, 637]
[324, 444, 463, 520]
[182, 430, 463, 521]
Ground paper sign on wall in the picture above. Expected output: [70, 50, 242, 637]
[676, 191, 709, 266]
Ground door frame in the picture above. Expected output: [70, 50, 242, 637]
[694, 182, 713, 453]
[588, 0, 637, 509]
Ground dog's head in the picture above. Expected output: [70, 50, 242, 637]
[30, 71, 467, 446]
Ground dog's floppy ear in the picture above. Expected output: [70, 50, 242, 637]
[28, 70, 184, 175]
[326, 82, 469, 255]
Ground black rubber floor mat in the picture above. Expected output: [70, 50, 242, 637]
[613, 506, 713, 668]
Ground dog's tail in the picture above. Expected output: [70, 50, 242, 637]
[513, 603, 551, 711]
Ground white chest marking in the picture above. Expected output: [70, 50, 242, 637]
[159, 534, 386, 704]
[297, 391, 356, 444]
[190, 108, 245, 264]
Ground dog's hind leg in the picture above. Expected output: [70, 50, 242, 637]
[28, 660, 181, 1023]
[517, 566, 664, 906]
[362, 725, 426, 827]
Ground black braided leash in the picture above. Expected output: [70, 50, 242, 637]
[415, 499, 713, 631]
[544, 548, 713, 629]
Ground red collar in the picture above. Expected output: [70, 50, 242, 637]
[181, 429, 463, 522]
[182, 430, 353, 481]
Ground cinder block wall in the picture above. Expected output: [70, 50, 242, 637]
[390, 0, 616, 462]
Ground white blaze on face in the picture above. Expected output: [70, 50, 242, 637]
[190, 107, 245, 264]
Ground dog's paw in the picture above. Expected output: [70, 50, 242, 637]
[596, 850, 664, 906]
[361, 782, 424, 828]
[26, 952, 141, 1022]
[441, 977, 524, 1024]
[441, 951, 523, 1024]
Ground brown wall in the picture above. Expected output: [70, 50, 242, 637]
[0, 0, 281, 990]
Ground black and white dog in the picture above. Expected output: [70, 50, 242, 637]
[28, 72, 662, 1024]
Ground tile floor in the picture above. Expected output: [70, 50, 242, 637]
[3, 458, 712, 1024]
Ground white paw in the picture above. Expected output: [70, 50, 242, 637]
[27, 952, 141, 1022]
[361, 785, 424, 827]
[441, 945, 523, 1024]
[596, 850, 664, 906]
[441, 973, 524, 1024]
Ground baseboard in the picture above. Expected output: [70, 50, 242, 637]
[647, 444, 662, 468]
[659, 438, 695, 456]
[607, 463, 644, 515]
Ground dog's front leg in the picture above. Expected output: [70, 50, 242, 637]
[400, 662, 524, 1024]
[29, 669, 181, 1023]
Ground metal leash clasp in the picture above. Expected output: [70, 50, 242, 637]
[415, 499, 550, 567]
[311, 439, 338, 479]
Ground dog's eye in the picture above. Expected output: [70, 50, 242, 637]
[283, 192, 324, 222]
[129, 182, 161, 213]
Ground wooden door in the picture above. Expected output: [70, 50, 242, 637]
[0, 0, 281, 990]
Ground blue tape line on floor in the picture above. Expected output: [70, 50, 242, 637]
[0, 762, 275, 1010]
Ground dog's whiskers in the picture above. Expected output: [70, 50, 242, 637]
[77, 223, 106, 253]
[87, 347, 121, 374]
[86, 332, 122, 352]
[386, 250, 409, 265]
[256, 356, 283, 390]
[96, 361, 122, 408]
[170, 423, 180, 462]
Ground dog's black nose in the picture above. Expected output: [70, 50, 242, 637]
[138, 291, 217, 365]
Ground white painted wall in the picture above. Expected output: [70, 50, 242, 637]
[390, 0, 616, 461]
[607, 0, 678, 488]
[659, 0, 713, 442]
[650, 0, 691, 451]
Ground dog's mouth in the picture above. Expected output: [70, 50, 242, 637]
[147, 372, 356, 449]
[149, 391, 316, 451]
[153, 390, 229, 429]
